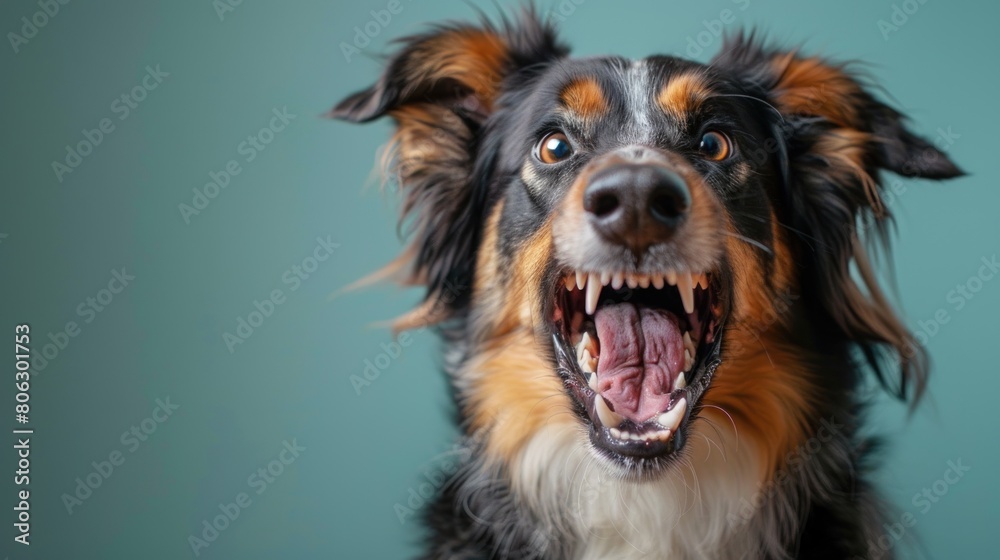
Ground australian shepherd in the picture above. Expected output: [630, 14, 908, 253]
[331, 9, 963, 559]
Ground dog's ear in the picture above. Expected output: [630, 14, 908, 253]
[711, 34, 964, 405]
[330, 12, 567, 328]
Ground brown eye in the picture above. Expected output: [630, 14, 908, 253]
[536, 132, 573, 164]
[698, 131, 731, 161]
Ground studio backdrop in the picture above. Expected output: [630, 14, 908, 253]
[1, 0, 996, 558]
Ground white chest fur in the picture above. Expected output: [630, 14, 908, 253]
[511, 420, 764, 560]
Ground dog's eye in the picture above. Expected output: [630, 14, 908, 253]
[698, 131, 731, 161]
[536, 132, 574, 164]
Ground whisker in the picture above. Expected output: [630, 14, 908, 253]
[701, 404, 739, 453]
[724, 231, 773, 254]
[708, 93, 785, 122]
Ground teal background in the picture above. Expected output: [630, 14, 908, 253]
[0, 0, 996, 558]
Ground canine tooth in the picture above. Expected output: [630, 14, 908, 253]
[652, 274, 665, 289]
[600, 271, 611, 286]
[576, 270, 586, 290]
[683, 332, 695, 356]
[657, 398, 687, 431]
[625, 275, 638, 289]
[638, 275, 650, 288]
[673, 373, 687, 391]
[666, 270, 677, 286]
[677, 273, 695, 314]
[585, 274, 602, 315]
[595, 395, 623, 427]
[610, 428, 622, 439]
[684, 349, 694, 372]
[611, 272, 624, 289]
[577, 332, 593, 361]
[656, 430, 672, 441]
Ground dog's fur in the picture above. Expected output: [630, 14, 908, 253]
[331, 10, 962, 560]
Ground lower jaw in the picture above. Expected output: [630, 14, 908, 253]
[552, 328, 724, 473]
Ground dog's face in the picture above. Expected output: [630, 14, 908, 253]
[332, 16, 961, 480]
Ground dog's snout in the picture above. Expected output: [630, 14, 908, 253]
[584, 164, 690, 252]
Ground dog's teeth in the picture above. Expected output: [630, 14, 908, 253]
[600, 271, 611, 286]
[610, 427, 622, 439]
[696, 273, 709, 290]
[576, 332, 592, 361]
[657, 398, 687, 431]
[629, 432, 641, 441]
[565, 275, 576, 290]
[655, 429, 672, 442]
[576, 270, 586, 291]
[595, 395, 623, 427]
[625, 275, 638, 289]
[684, 349, 694, 372]
[611, 272, 624, 289]
[666, 270, 677, 286]
[585, 274, 602, 315]
[638, 275, 650, 288]
[588, 370, 598, 391]
[652, 274, 665, 289]
[683, 332, 695, 356]
[677, 273, 695, 314]
[673, 373, 687, 391]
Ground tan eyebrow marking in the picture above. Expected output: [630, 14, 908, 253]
[658, 72, 712, 122]
[559, 76, 609, 120]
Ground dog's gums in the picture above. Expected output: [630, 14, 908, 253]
[552, 270, 724, 469]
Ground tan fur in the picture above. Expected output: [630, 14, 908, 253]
[560, 77, 609, 120]
[404, 29, 509, 111]
[771, 54, 862, 128]
[658, 72, 711, 123]
[704, 209, 812, 478]
[467, 219, 576, 462]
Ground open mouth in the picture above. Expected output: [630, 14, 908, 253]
[551, 270, 726, 472]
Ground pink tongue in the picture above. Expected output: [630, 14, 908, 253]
[595, 303, 684, 423]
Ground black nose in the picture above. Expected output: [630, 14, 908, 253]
[584, 164, 691, 252]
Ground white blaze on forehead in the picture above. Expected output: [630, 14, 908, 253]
[621, 58, 656, 144]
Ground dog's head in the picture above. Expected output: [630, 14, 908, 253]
[332, 12, 961, 480]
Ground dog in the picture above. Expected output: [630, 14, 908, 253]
[331, 9, 963, 559]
